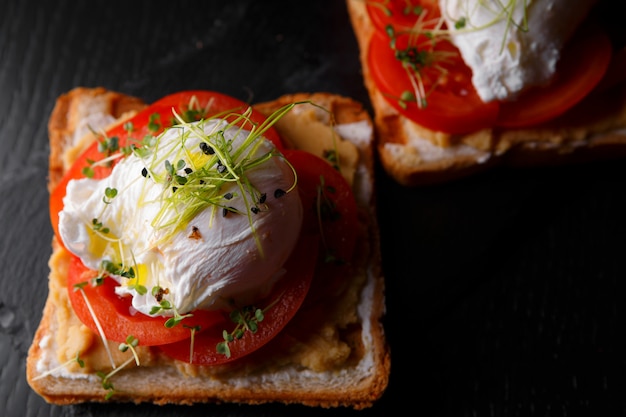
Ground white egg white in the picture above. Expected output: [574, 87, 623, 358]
[439, 0, 597, 102]
[59, 118, 303, 316]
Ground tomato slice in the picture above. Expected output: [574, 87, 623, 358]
[157, 234, 319, 365]
[366, 0, 441, 33]
[158, 150, 359, 364]
[282, 149, 359, 265]
[282, 149, 361, 307]
[67, 255, 222, 346]
[368, 30, 500, 134]
[496, 24, 612, 128]
[49, 91, 283, 245]
[146, 91, 284, 149]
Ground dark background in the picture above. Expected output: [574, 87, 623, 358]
[2, 0, 626, 416]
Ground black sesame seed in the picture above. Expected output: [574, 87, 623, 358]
[141, 167, 149, 178]
[251, 207, 260, 214]
[222, 206, 238, 217]
[199, 142, 214, 155]
[259, 193, 267, 204]
[274, 188, 286, 198]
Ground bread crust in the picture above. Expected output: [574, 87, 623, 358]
[47, 87, 147, 191]
[346, 0, 626, 186]
[27, 88, 390, 409]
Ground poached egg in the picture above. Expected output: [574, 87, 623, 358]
[439, 0, 598, 102]
[59, 117, 303, 317]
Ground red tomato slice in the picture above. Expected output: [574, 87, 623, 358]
[67, 255, 222, 346]
[282, 149, 359, 265]
[368, 30, 500, 134]
[146, 90, 284, 149]
[157, 234, 319, 365]
[49, 91, 283, 245]
[366, 0, 441, 33]
[496, 24, 612, 128]
[282, 149, 360, 305]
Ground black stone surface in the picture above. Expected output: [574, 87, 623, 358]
[2, 0, 626, 416]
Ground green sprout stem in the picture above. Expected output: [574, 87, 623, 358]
[31, 351, 85, 381]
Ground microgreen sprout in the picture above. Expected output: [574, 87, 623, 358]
[92, 218, 110, 234]
[96, 371, 117, 400]
[368, 0, 425, 21]
[80, 116, 160, 177]
[96, 335, 140, 401]
[148, 113, 161, 132]
[101, 259, 136, 280]
[90, 186, 120, 234]
[454, 16, 466, 30]
[119, 335, 141, 366]
[315, 175, 347, 265]
[169, 94, 211, 125]
[102, 187, 118, 204]
[323, 149, 340, 171]
[217, 305, 265, 358]
[95, 258, 144, 294]
[383, 17, 455, 109]
[98, 135, 120, 155]
[148, 297, 193, 328]
[31, 351, 84, 381]
[72, 281, 116, 369]
[164, 159, 189, 190]
[128, 282, 147, 295]
[216, 295, 282, 358]
[184, 324, 201, 363]
[82, 165, 95, 178]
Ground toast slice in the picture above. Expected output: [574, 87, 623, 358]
[346, 0, 626, 186]
[26, 87, 390, 409]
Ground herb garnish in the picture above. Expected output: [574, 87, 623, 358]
[149, 297, 193, 328]
[31, 351, 85, 381]
[215, 293, 284, 358]
[96, 335, 141, 400]
[72, 280, 117, 369]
